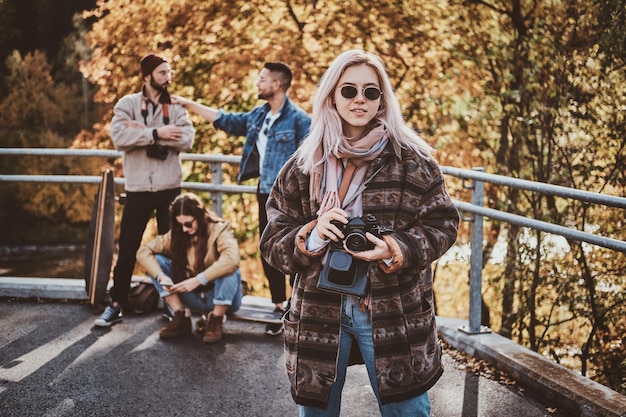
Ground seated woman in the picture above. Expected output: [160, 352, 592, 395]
[136, 192, 242, 343]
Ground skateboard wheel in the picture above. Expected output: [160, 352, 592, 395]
[195, 317, 207, 333]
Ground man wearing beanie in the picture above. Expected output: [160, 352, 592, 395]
[95, 53, 195, 327]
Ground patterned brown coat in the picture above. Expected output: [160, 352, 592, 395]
[260, 141, 460, 409]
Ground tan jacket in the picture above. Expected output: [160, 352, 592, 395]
[136, 220, 240, 282]
[109, 92, 195, 192]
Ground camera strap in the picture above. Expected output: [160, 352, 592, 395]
[141, 95, 170, 126]
[341, 163, 385, 209]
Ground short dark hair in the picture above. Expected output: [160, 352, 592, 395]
[264, 62, 293, 91]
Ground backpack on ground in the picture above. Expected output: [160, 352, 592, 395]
[126, 278, 159, 314]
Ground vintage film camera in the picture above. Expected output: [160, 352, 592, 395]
[330, 214, 384, 252]
[318, 215, 390, 296]
[146, 144, 169, 160]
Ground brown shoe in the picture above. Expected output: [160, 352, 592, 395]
[202, 313, 224, 343]
[159, 310, 191, 339]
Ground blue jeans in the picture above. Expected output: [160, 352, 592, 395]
[300, 297, 431, 417]
[149, 254, 242, 314]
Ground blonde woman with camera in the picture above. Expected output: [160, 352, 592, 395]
[260, 50, 459, 417]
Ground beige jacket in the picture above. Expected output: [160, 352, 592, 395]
[136, 220, 240, 282]
[109, 92, 195, 192]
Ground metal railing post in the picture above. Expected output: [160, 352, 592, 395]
[460, 167, 491, 334]
[209, 161, 223, 217]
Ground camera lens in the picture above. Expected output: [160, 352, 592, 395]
[345, 232, 368, 252]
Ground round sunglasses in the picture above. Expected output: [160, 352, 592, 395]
[179, 218, 196, 229]
[339, 85, 382, 101]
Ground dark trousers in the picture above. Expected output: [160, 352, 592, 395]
[258, 192, 291, 305]
[109, 188, 180, 304]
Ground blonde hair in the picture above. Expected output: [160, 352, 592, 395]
[296, 49, 432, 175]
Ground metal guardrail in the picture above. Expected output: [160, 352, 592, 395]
[2, 148, 626, 334]
[0, 148, 256, 217]
[439, 166, 626, 334]
[441, 166, 626, 209]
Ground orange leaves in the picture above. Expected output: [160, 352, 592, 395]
[0, 51, 70, 133]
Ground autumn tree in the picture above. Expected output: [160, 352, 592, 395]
[444, 0, 626, 392]
[0, 51, 104, 232]
[0, 0, 103, 243]
[0, 0, 97, 98]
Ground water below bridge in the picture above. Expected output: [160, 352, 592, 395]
[0, 244, 86, 279]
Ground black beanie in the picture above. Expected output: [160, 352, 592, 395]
[140, 54, 167, 78]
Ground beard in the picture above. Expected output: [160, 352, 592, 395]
[258, 90, 274, 100]
[150, 77, 170, 93]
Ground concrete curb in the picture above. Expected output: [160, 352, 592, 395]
[0, 277, 88, 300]
[437, 317, 626, 417]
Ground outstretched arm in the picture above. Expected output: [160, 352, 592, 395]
[171, 95, 219, 123]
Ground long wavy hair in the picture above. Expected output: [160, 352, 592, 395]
[168, 193, 221, 283]
[295, 49, 433, 175]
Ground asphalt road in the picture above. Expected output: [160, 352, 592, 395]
[0, 300, 568, 417]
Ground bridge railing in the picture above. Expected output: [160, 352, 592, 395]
[1, 148, 626, 335]
[0, 148, 256, 217]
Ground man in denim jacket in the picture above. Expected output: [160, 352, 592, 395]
[173, 62, 311, 335]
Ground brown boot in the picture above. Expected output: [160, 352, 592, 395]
[202, 313, 224, 343]
[159, 310, 191, 339]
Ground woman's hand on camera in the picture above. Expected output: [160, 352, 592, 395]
[316, 208, 348, 243]
[348, 232, 392, 262]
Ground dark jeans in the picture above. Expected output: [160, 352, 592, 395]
[109, 188, 180, 304]
[258, 191, 292, 305]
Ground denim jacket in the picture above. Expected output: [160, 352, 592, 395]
[213, 97, 311, 194]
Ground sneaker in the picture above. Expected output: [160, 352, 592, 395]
[264, 307, 285, 336]
[94, 304, 122, 327]
[264, 322, 284, 336]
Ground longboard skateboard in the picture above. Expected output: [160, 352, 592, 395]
[195, 296, 283, 332]
[84, 169, 115, 305]
[229, 306, 283, 324]
[230, 295, 283, 323]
